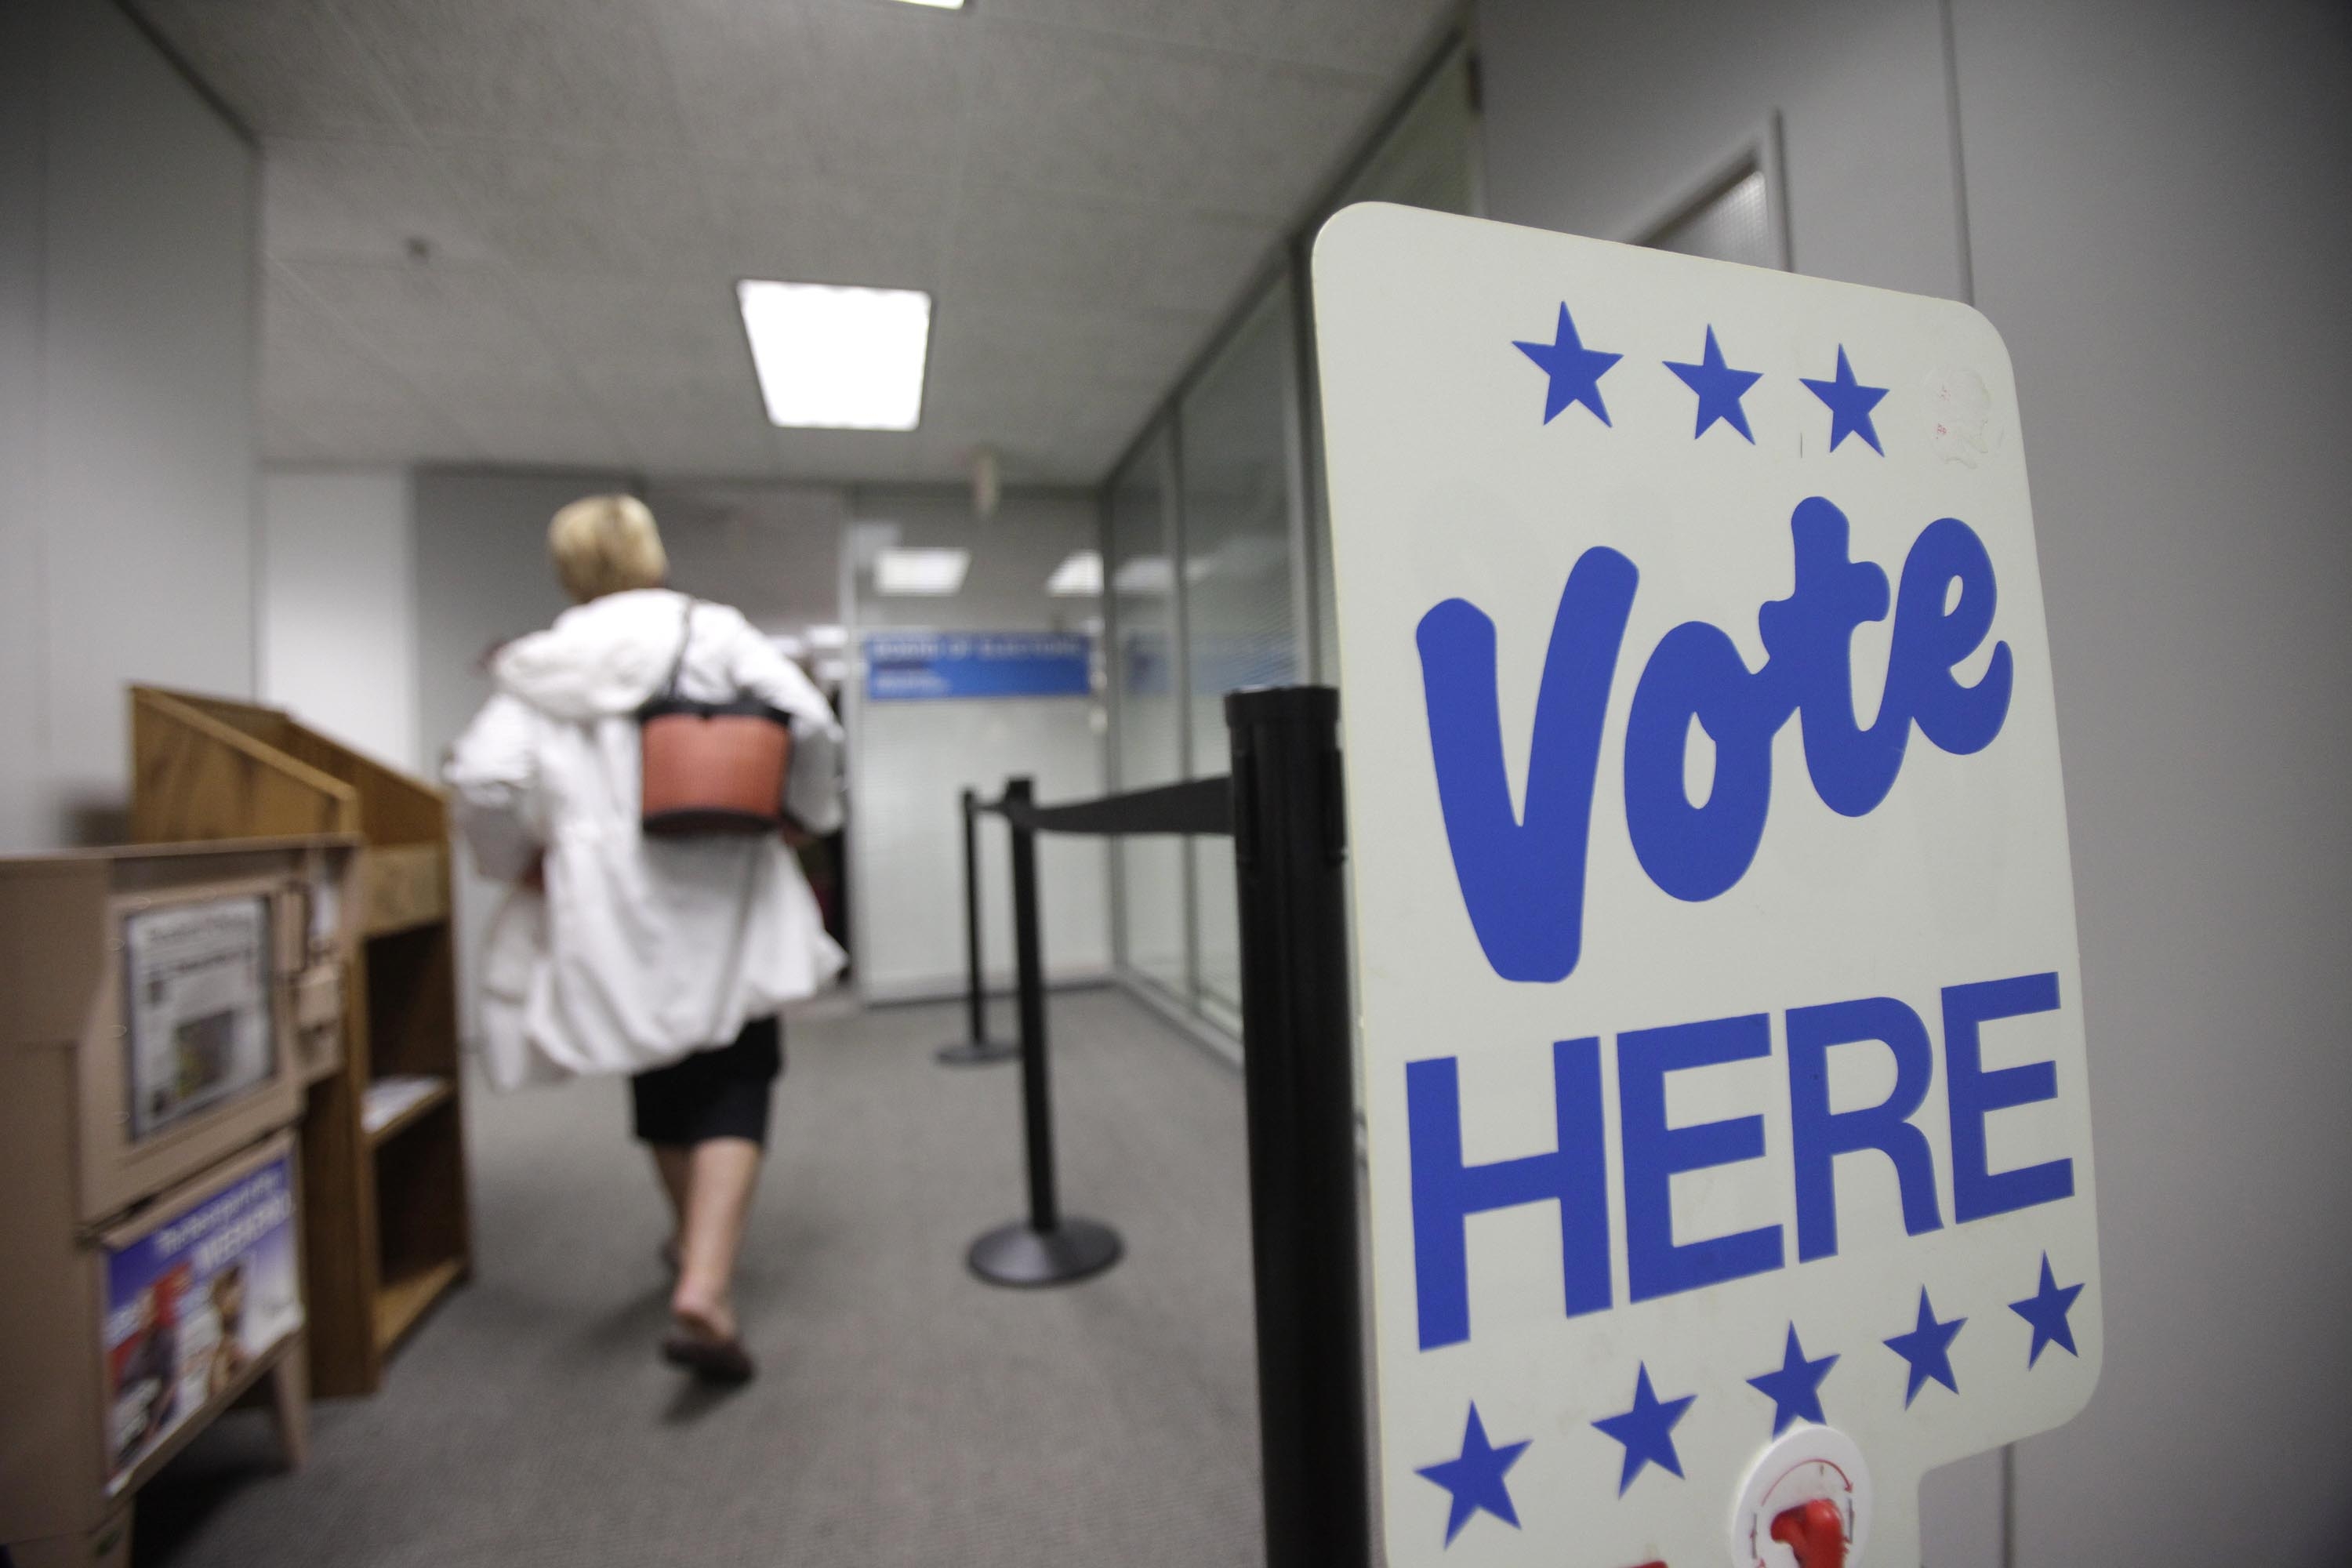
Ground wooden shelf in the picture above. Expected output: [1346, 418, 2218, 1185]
[373, 1257, 465, 1353]
[131, 684, 475, 1399]
[361, 843, 449, 938]
[362, 1076, 453, 1148]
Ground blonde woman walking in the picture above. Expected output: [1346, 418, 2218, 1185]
[446, 495, 844, 1383]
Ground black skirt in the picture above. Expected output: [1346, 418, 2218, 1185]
[630, 1014, 784, 1149]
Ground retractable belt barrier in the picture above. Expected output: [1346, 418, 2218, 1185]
[989, 773, 1236, 837]
[934, 787, 1019, 1066]
[957, 685, 1371, 1568]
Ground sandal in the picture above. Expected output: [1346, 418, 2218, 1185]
[662, 1332, 756, 1385]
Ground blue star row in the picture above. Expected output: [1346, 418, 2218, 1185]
[1514, 302, 1889, 452]
[1415, 1254, 2085, 1546]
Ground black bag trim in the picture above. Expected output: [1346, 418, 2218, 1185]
[638, 695, 794, 725]
[641, 805, 783, 837]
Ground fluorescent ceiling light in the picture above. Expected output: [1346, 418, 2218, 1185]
[893, 0, 964, 7]
[1112, 555, 1173, 595]
[736, 280, 931, 430]
[805, 623, 849, 649]
[874, 546, 968, 596]
[1047, 550, 1103, 597]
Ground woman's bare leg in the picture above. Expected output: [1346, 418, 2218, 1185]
[670, 1136, 761, 1344]
[649, 1145, 691, 1266]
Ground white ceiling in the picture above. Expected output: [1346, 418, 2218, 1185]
[131, 0, 1457, 486]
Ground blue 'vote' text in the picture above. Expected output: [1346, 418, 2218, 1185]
[1417, 501, 2012, 984]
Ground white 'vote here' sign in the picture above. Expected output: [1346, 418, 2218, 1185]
[1313, 203, 2099, 1568]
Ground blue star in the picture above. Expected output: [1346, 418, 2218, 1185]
[1884, 1288, 1965, 1406]
[1592, 1363, 1695, 1495]
[1514, 303, 1622, 426]
[2009, 1254, 2085, 1367]
[1801, 345, 1889, 453]
[1664, 325, 1763, 441]
[1748, 1324, 1838, 1436]
[1415, 1403, 1531, 1545]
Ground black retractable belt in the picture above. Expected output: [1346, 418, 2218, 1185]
[935, 786, 1018, 1066]
[956, 696, 1371, 1568]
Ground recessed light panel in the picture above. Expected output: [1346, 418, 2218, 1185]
[1047, 550, 1103, 597]
[1112, 556, 1174, 596]
[737, 280, 931, 430]
[893, 0, 965, 8]
[874, 546, 969, 595]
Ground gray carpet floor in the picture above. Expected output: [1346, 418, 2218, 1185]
[135, 990, 1267, 1568]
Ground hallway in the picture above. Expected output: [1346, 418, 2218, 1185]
[136, 993, 1264, 1568]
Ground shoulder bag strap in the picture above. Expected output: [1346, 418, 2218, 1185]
[658, 597, 697, 703]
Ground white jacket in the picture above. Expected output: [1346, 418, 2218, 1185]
[445, 589, 847, 1089]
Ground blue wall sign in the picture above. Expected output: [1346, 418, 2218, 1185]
[864, 631, 1094, 702]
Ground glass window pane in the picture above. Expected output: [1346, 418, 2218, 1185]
[1645, 165, 1774, 268]
[1181, 281, 1302, 1026]
[1109, 429, 1188, 1001]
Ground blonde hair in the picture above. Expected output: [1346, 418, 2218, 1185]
[547, 494, 668, 602]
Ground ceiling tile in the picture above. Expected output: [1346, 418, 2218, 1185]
[768, 430, 944, 488]
[262, 137, 497, 267]
[259, 277, 480, 462]
[433, 141, 717, 275]
[132, 0, 408, 137]
[649, 0, 972, 181]
[945, 181, 1278, 314]
[510, 272, 749, 376]
[975, 0, 1452, 78]
[957, 23, 1385, 220]
[925, 296, 1210, 417]
[436, 383, 645, 470]
[278, 259, 638, 464]
[325, 0, 688, 148]
[699, 158, 948, 292]
[194, 0, 1462, 482]
[500, 273, 776, 476]
[281, 258, 567, 374]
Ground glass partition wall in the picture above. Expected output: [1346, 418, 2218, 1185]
[1108, 432, 1189, 1004]
[1099, 38, 1478, 1046]
[1180, 282, 1305, 1028]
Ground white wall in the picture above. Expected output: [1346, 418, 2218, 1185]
[845, 487, 1111, 1001]
[1475, 0, 2352, 1562]
[0, 0, 259, 848]
[1947, 3, 2352, 1563]
[259, 467, 417, 771]
[1479, 0, 1967, 302]
[0, 0, 46, 853]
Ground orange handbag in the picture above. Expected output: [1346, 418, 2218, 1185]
[637, 601, 795, 837]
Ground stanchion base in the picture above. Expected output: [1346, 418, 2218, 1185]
[967, 1218, 1123, 1287]
[935, 1037, 1021, 1066]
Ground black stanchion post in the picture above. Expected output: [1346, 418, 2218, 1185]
[937, 786, 1018, 1065]
[1225, 686, 1370, 1568]
[967, 777, 1123, 1287]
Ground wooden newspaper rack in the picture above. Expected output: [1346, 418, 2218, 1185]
[129, 687, 473, 1396]
[1, 837, 358, 1566]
